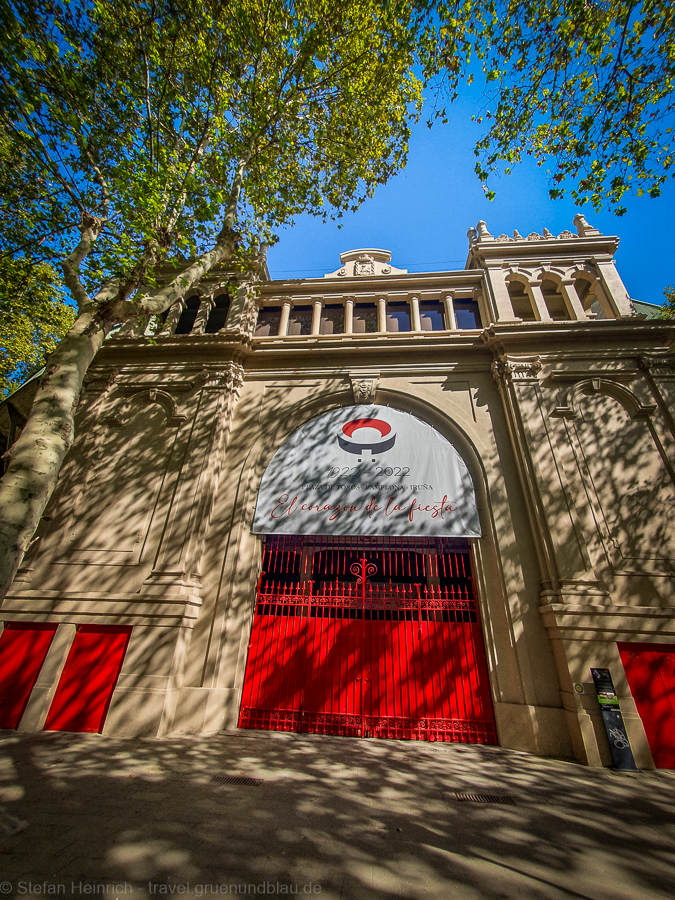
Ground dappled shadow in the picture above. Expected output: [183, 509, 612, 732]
[1, 730, 675, 899]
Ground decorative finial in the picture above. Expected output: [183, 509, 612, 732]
[573, 213, 601, 237]
[476, 220, 493, 240]
[513, 229, 523, 240]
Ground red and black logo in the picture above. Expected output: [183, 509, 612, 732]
[337, 418, 396, 455]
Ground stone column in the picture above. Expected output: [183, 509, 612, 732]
[344, 298, 354, 334]
[377, 296, 387, 333]
[595, 260, 633, 317]
[410, 295, 422, 332]
[194, 296, 212, 334]
[443, 293, 457, 329]
[278, 300, 291, 336]
[311, 298, 323, 335]
[527, 281, 552, 322]
[560, 280, 588, 321]
[485, 264, 520, 323]
[161, 300, 183, 335]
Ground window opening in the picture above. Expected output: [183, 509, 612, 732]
[507, 284, 535, 321]
[288, 304, 313, 335]
[255, 307, 282, 337]
[386, 301, 410, 332]
[205, 293, 230, 332]
[352, 303, 378, 333]
[419, 301, 446, 331]
[320, 304, 344, 334]
[174, 296, 201, 334]
[541, 280, 571, 320]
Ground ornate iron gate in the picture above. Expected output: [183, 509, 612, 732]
[239, 536, 496, 744]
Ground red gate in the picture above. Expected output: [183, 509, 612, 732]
[239, 536, 496, 744]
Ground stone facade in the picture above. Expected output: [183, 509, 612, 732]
[2, 217, 674, 768]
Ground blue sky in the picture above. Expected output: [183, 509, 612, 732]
[267, 93, 674, 307]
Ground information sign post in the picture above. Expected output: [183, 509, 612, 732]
[590, 667, 639, 771]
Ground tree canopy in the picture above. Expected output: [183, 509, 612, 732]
[0, 0, 432, 598]
[432, 0, 675, 214]
[0, 258, 75, 397]
[1, 0, 425, 294]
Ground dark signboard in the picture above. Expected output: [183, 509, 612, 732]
[590, 668, 638, 771]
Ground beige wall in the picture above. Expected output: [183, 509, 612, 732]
[3, 242, 675, 768]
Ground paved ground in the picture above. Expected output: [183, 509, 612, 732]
[0, 729, 674, 900]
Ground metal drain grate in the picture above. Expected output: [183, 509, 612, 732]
[211, 775, 263, 786]
[455, 792, 515, 804]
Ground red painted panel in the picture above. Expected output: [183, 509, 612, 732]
[44, 625, 131, 734]
[618, 642, 675, 769]
[0, 623, 58, 729]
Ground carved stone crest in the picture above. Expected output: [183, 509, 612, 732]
[353, 255, 375, 276]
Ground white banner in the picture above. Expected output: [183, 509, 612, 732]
[252, 405, 481, 537]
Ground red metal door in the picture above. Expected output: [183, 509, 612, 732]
[44, 625, 131, 733]
[618, 641, 675, 769]
[0, 623, 58, 729]
[239, 536, 496, 744]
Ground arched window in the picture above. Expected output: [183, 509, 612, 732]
[507, 281, 536, 321]
[205, 293, 230, 333]
[540, 279, 571, 320]
[174, 296, 201, 335]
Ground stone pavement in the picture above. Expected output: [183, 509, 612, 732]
[0, 729, 674, 900]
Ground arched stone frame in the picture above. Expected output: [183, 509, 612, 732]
[551, 378, 657, 422]
[568, 265, 616, 319]
[206, 386, 542, 745]
[533, 266, 587, 321]
[105, 387, 189, 429]
[504, 270, 539, 321]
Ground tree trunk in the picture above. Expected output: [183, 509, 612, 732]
[0, 307, 109, 598]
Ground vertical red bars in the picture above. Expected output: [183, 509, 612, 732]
[240, 535, 496, 744]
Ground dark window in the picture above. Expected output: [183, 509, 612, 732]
[454, 300, 482, 329]
[320, 304, 344, 334]
[352, 303, 378, 333]
[174, 296, 201, 334]
[540, 280, 571, 320]
[205, 293, 230, 332]
[255, 307, 282, 337]
[419, 301, 445, 331]
[386, 301, 410, 332]
[288, 304, 313, 336]
[506, 284, 535, 321]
